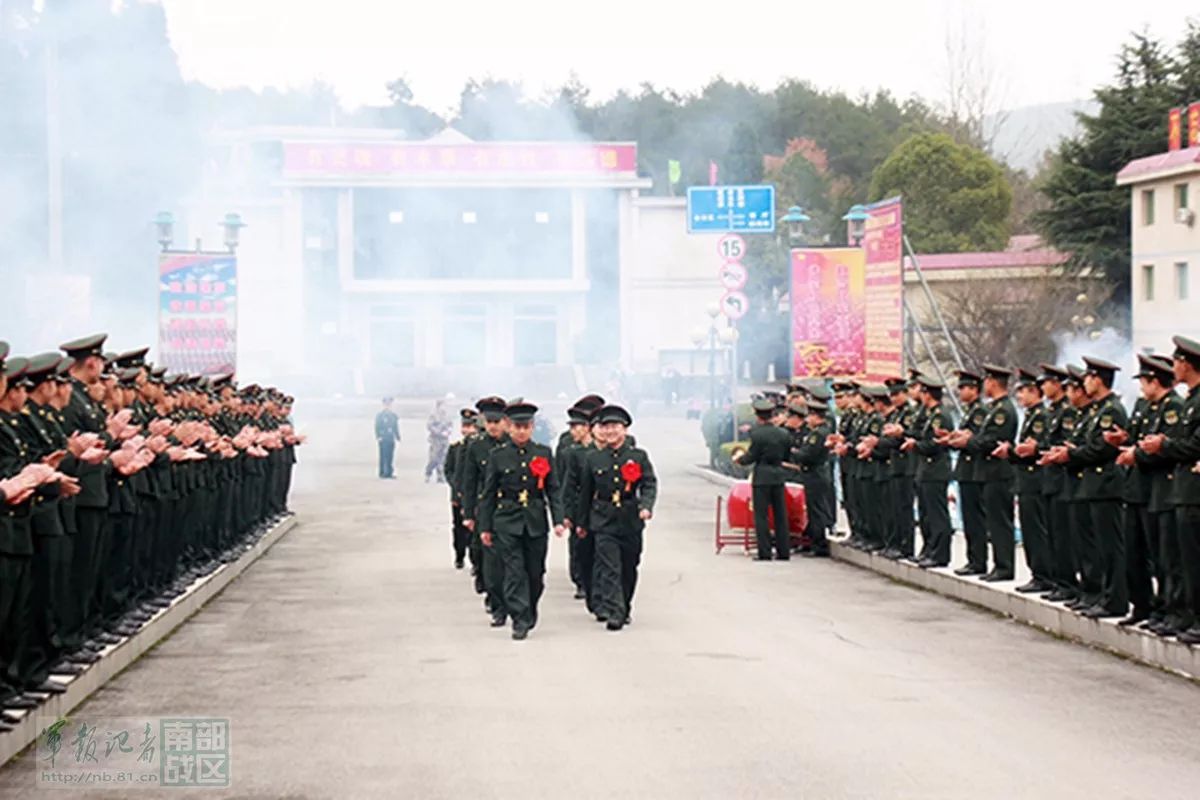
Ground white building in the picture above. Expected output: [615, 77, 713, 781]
[1117, 146, 1200, 355]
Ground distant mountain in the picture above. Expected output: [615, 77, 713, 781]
[984, 99, 1099, 173]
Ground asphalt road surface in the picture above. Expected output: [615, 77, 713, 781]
[2, 405, 1199, 799]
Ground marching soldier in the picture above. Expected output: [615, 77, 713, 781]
[477, 401, 564, 640]
[443, 408, 478, 570]
[575, 405, 656, 631]
[461, 396, 511, 626]
[558, 405, 594, 601]
[913, 376, 953, 568]
[733, 398, 792, 561]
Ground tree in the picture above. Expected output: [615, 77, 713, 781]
[1034, 29, 1194, 304]
[722, 121, 762, 184]
[869, 132, 1012, 252]
[379, 77, 444, 138]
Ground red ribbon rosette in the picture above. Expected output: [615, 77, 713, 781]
[530, 456, 551, 490]
[620, 459, 642, 492]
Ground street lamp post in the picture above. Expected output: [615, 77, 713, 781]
[780, 205, 811, 247]
[221, 212, 247, 253]
[153, 211, 175, 252]
[843, 204, 869, 246]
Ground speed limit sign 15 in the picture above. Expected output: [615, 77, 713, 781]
[717, 234, 746, 262]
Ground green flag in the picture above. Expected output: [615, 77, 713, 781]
[668, 159, 681, 185]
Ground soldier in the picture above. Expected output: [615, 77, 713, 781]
[425, 399, 453, 484]
[942, 370, 988, 576]
[444, 408, 478, 570]
[830, 383, 863, 545]
[791, 400, 833, 557]
[1044, 357, 1129, 618]
[1113, 354, 1179, 627]
[558, 405, 594, 601]
[1137, 336, 1200, 643]
[461, 396, 511, 626]
[477, 401, 564, 640]
[857, 387, 891, 553]
[878, 378, 918, 560]
[913, 376, 954, 568]
[1036, 365, 1080, 603]
[733, 398, 793, 561]
[1007, 369, 1053, 593]
[374, 397, 400, 479]
[575, 405, 656, 631]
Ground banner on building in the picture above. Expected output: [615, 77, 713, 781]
[789, 247, 867, 378]
[862, 197, 905, 381]
[1169, 108, 1183, 151]
[158, 252, 237, 376]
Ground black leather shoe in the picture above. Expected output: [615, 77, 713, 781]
[573, 589, 586, 599]
[595, 614, 608, 623]
[68, 651, 101, 665]
[881, 549, 902, 560]
[3, 696, 39, 710]
[753, 555, 772, 561]
[1081, 605, 1121, 619]
[954, 565, 983, 576]
[0, 721, 14, 733]
[454, 560, 464, 570]
[1177, 628, 1200, 645]
[50, 662, 86, 676]
[1118, 611, 1151, 627]
[511, 628, 528, 641]
[606, 619, 624, 631]
[1015, 580, 1044, 593]
[1065, 599, 1090, 611]
[981, 571, 1014, 582]
[489, 615, 507, 628]
[27, 681, 67, 695]
[1044, 589, 1075, 602]
[1, 709, 23, 723]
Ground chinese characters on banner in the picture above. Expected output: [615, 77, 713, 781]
[158, 253, 237, 376]
[862, 197, 905, 381]
[282, 141, 638, 178]
[789, 248, 866, 378]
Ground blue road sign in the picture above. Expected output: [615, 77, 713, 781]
[686, 185, 775, 233]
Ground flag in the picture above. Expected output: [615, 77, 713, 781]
[668, 159, 681, 186]
[709, 161, 719, 186]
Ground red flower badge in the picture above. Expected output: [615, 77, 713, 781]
[530, 456, 551, 490]
[620, 459, 642, 492]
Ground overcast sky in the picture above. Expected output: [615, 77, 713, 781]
[160, 1, 1195, 114]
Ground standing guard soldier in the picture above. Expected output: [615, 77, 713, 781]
[913, 376, 953, 568]
[1037, 365, 1079, 602]
[968, 365, 1018, 582]
[575, 405, 656, 631]
[461, 396, 510, 626]
[791, 400, 833, 557]
[444, 408, 478, 571]
[477, 401, 564, 640]
[1008, 368, 1053, 593]
[879, 378, 917, 560]
[733, 398, 793, 561]
[374, 397, 400, 479]
[1137, 336, 1200, 643]
[1113, 355, 1178, 627]
[1045, 357, 1129, 618]
[830, 383, 859, 542]
[942, 370, 988, 576]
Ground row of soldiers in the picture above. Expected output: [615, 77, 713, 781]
[751, 335, 1200, 643]
[0, 333, 302, 732]
[444, 395, 657, 639]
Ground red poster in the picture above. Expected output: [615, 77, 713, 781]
[1169, 108, 1183, 151]
[789, 248, 867, 378]
[1188, 103, 1200, 148]
[862, 198, 904, 382]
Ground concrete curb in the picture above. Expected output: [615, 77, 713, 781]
[687, 465, 1200, 681]
[0, 517, 298, 767]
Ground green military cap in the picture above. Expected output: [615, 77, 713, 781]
[751, 397, 777, 415]
[114, 347, 149, 368]
[807, 399, 829, 414]
[831, 380, 856, 394]
[594, 404, 633, 426]
[1082, 356, 1119, 385]
[117, 367, 141, 387]
[786, 403, 805, 418]
[916, 374, 944, 390]
[60, 333, 108, 359]
[807, 384, 832, 401]
[884, 376, 908, 395]
[1038, 363, 1068, 383]
[4, 357, 30, 388]
[209, 372, 232, 387]
[1014, 368, 1039, 390]
[1065, 365, 1086, 386]
[504, 401, 538, 423]
[1172, 335, 1200, 368]
[574, 394, 605, 412]
[149, 365, 168, 383]
[955, 369, 983, 389]
[982, 364, 1012, 383]
[475, 395, 507, 422]
[55, 356, 75, 382]
[1134, 353, 1174, 382]
[25, 353, 62, 386]
[762, 390, 785, 404]
[566, 405, 592, 425]
[459, 407, 479, 422]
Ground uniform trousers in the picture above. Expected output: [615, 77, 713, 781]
[958, 481, 987, 571]
[917, 481, 951, 565]
[751, 484, 789, 560]
[593, 528, 643, 622]
[497, 531, 548, 631]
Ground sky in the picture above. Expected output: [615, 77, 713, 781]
[160, 0, 1195, 114]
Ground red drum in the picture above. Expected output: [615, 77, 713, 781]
[717, 480, 808, 554]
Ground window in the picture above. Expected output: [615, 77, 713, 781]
[1142, 189, 1156, 225]
[1176, 262, 1190, 300]
[1175, 183, 1190, 211]
[1142, 264, 1155, 302]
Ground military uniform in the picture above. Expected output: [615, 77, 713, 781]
[461, 397, 511, 624]
[914, 380, 953, 567]
[444, 408, 478, 570]
[477, 402, 563, 639]
[1011, 370, 1052, 592]
[738, 399, 793, 560]
[374, 402, 400, 479]
[951, 372, 989, 575]
[1038, 365, 1081, 602]
[791, 403, 833, 556]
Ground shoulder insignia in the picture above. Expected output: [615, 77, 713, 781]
[1032, 420, 1044, 434]
[1099, 414, 1113, 429]
[993, 411, 1005, 426]
[1165, 409, 1180, 425]
[1063, 417, 1075, 430]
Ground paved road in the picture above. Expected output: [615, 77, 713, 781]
[2, 408, 1199, 799]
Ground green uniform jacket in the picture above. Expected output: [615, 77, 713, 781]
[1011, 405, 1049, 495]
[1134, 393, 1183, 513]
[460, 433, 509, 521]
[861, 411, 886, 483]
[0, 410, 34, 555]
[838, 407, 860, 479]
[61, 380, 111, 509]
[739, 422, 793, 486]
[793, 422, 832, 478]
[1121, 397, 1152, 505]
[963, 395, 1017, 482]
[952, 399, 988, 483]
[1067, 392, 1128, 501]
[576, 442, 657, 533]
[1160, 384, 1200, 506]
[477, 441, 563, 536]
[914, 405, 953, 482]
[1042, 399, 1074, 497]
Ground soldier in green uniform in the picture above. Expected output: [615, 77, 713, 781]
[829, 383, 859, 542]
[461, 396, 511, 626]
[1137, 336, 1200, 643]
[942, 370, 988, 576]
[1044, 357, 1129, 617]
[857, 387, 891, 553]
[575, 405, 656, 631]
[374, 397, 400, 479]
[878, 379, 918, 560]
[1007, 368, 1053, 592]
[1111, 355, 1177, 627]
[913, 376, 954, 568]
[444, 408, 478, 570]
[733, 397, 793, 561]
[477, 401, 564, 640]
[791, 400, 833, 557]
[557, 405, 595, 600]
[965, 365, 1018, 581]
[1036, 365, 1078, 602]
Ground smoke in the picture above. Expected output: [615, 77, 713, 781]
[1053, 326, 1137, 401]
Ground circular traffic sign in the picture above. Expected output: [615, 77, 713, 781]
[717, 234, 746, 262]
[717, 261, 748, 291]
[719, 290, 750, 321]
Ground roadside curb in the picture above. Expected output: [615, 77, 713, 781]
[687, 466, 1200, 681]
[0, 517, 298, 766]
